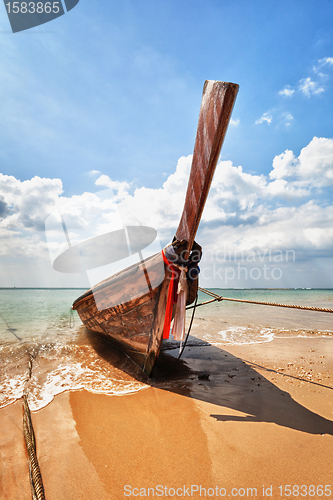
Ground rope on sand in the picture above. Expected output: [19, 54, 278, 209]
[2, 308, 78, 499]
[23, 353, 46, 500]
[23, 393, 45, 500]
[196, 286, 333, 314]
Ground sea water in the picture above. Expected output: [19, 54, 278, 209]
[0, 288, 332, 410]
[188, 288, 333, 346]
[0, 289, 149, 411]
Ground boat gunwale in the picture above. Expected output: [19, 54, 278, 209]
[72, 251, 162, 310]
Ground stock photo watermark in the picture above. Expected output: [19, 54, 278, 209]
[46, 186, 299, 305]
[123, 484, 332, 497]
[45, 188, 165, 310]
[3, 0, 79, 32]
[199, 247, 296, 285]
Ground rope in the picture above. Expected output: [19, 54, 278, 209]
[23, 351, 46, 500]
[155, 293, 199, 377]
[23, 393, 45, 500]
[198, 286, 333, 313]
[1, 305, 71, 498]
[178, 293, 198, 360]
[186, 298, 218, 310]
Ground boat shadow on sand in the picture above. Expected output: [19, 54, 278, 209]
[87, 334, 333, 435]
[152, 340, 333, 437]
[88, 331, 333, 437]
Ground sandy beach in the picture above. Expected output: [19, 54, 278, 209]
[1, 337, 333, 499]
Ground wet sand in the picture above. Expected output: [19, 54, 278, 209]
[1, 337, 333, 499]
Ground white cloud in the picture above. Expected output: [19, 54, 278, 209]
[279, 112, 294, 128]
[279, 86, 295, 97]
[95, 175, 131, 201]
[230, 118, 240, 126]
[0, 174, 63, 232]
[108, 155, 191, 236]
[1, 136, 333, 286]
[269, 150, 297, 180]
[320, 57, 333, 65]
[255, 112, 294, 128]
[298, 77, 324, 97]
[255, 112, 273, 125]
[203, 201, 333, 260]
[279, 57, 333, 100]
[315, 57, 333, 72]
[269, 137, 333, 187]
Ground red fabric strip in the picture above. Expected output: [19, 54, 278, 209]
[162, 250, 180, 339]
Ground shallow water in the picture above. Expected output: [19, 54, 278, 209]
[0, 289, 149, 411]
[187, 288, 333, 346]
[0, 288, 332, 410]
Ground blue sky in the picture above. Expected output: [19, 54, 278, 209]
[0, 0, 333, 288]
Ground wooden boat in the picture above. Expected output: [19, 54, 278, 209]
[72, 80, 239, 376]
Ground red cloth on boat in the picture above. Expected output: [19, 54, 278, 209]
[162, 250, 181, 339]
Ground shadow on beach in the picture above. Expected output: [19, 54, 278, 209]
[87, 329, 333, 436]
[152, 340, 333, 437]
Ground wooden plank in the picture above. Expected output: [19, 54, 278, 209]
[176, 81, 239, 257]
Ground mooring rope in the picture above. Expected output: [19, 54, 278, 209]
[178, 293, 198, 360]
[23, 393, 45, 500]
[186, 297, 218, 310]
[197, 286, 333, 313]
[2, 305, 72, 498]
[156, 293, 199, 377]
[2, 306, 46, 500]
[23, 352, 46, 500]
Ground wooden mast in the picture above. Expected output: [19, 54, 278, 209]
[175, 81, 239, 257]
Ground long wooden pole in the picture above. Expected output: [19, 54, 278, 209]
[175, 81, 239, 257]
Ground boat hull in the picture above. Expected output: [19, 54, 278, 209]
[72, 80, 239, 376]
[73, 252, 170, 376]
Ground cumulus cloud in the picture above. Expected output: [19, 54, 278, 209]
[95, 175, 131, 201]
[230, 118, 240, 126]
[255, 112, 273, 125]
[279, 86, 295, 97]
[210, 201, 332, 247]
[0, 174, 63, 232]
[314, 57, 333, 73]
[298, 77, 324, 97]
[279, 57, 333, 99]
[104, 155, 191, 236]
[320, 57, 333, 66]
[269, 137, 333, 187]
[255, 111, 294, 129]
[1, 135, 333, 286]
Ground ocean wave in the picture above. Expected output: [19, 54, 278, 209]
[212, 326, 275, 345]
[0, 331, 149, 412]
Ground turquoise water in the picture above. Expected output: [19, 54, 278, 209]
[0, 288, 81, 341]
[0, 288, 149, 411]
[186, 288, 333, 346]
[0, 288, 332, 410]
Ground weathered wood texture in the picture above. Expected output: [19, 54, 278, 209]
[176, 81, 239, 258]
[73, 252, 167, 375]
[73, 81, 238, 376]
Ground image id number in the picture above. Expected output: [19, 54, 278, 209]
[278, 485, 331, 496]
[5, 2, 61, 14]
